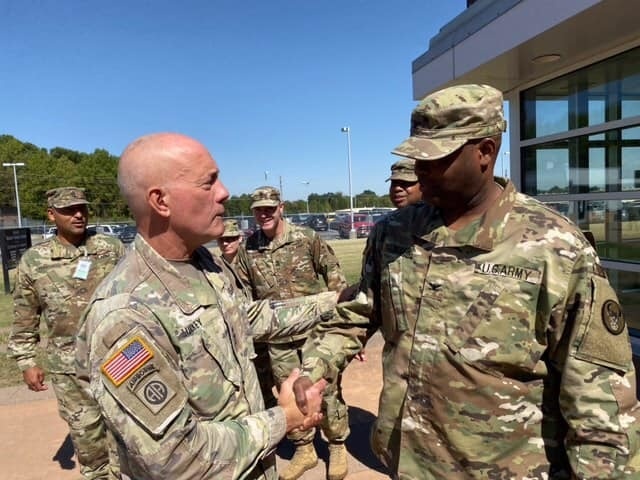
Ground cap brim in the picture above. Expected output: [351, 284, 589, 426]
[391, 136, 467, 161]
[389, 173, 418, 182]
[251, 200, 280, 209]
[51, 200, 90, 208]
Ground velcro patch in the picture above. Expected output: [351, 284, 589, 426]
[102, 337, 154, 386]
[134, 372, 177, 414]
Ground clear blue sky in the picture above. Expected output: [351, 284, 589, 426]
[1, 0, 469, 202]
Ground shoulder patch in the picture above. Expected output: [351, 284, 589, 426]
[575, 277, 631, 371]
[602, 300, 625, 335]
[102, 337, 154, 386]
[100, 327, 187, 436]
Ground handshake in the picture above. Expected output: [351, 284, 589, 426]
[278, 369, 327, 432]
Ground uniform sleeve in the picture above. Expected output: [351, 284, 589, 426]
[302, 232, 380, 383]
[554, 249, 640, 478]
[311, 233, 348, 293]
[7, 258, 41, 370]
[248, 291, 337, 342]
[83, 305, 287, 480]
[234, 245, 254, 295]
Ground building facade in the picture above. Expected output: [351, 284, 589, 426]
[412, 0, 640, 354]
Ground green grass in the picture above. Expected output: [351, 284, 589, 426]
[328, 238, 366, 284]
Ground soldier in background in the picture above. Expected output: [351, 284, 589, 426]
[294, 84, 640, 479]
[217, 218, 243, 266]
[8, 187, 125, 479]
[387, 158, 422, 208]
[75, 132, 333, 480]
[236, 186, 350, 480]
[217, 217, 276, 409]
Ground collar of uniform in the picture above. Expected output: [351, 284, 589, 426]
[417, 178, 515, 251]
[133, 235, 219, 314]
[255, 220, 297, 251]
[449, 178, 515, 250]
[49, 234, 90, 259]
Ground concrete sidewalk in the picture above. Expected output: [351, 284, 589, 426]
[0, 333, 389, 480]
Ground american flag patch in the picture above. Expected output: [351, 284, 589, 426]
[101, 337, 153, 386]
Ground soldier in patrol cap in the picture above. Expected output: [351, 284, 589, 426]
[386, 158, 422, 208]
[294, 84, 640, 479]
[8, 186, 125, 479]
[236, 186, 350, 480]
[217, 218, 243, 265]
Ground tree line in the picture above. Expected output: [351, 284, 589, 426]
[0, 134, 393, 222]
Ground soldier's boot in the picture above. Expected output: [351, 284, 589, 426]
[279, 443, 318, 480]
[327, 442, 348, 480]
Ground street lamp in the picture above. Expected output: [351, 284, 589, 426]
[3, 162, 25, 227]
[340, 126, 355, 238]
[301, 181, 310, 214]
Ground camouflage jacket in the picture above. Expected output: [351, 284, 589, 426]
[8, 232, 124, 373]
[75, 235, 337, 480]
[302, 179, 640, 479]
[236, 222, 347, 343]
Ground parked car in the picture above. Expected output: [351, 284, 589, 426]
[117, 225, 137, 243]
[288, 214, 310, 226]
[305, 214, 328, 231]
[96, 224, 121, 237]
[338, 213, 376, 239]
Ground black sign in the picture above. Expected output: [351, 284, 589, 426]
[0, 227, 31, 294]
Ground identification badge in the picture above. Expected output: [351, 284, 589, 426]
[73, 259, 92, 279]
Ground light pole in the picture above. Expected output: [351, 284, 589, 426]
[340, 126, 355, 238]
[3, 162, 25, 227]
[264, 170, 269, 183]
[301, 181, 310, 214]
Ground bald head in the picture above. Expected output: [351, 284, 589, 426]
[118, 132, 206, 219]
[117, 132, 229, 257]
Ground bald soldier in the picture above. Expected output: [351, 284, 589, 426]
[75, 132, 336, 480]
[295, 84, 640, 478]
[8, 187, 125, 479]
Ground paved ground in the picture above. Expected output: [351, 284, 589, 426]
[0, 333, 388, 480]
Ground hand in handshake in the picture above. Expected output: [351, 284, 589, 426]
[279, 369, 327, 432]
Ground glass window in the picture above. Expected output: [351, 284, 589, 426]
[522, 128, 640, 196]
[522, 47, 640, 140]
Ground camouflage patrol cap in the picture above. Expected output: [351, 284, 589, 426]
[386, 158, 417, 182]
[46, 187, 90, 208]
[392, 84, 507, 161]
[250, 186, 281, 209]
[221, 219, 242, 238]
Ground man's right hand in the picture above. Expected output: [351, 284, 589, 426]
[279, 369, 326, 432]
[23, 366, 47, 391]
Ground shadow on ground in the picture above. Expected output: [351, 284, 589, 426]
[52, 433, 76, 470]
[276, 406, 387, 475]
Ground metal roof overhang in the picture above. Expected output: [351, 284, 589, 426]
[411, 0, 639, 99]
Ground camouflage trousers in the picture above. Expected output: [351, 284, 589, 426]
[50, 373, 120, 479]
[253, 342, 277, 408]
[269, 339, 350, 445]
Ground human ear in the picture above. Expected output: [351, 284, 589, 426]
[148, 187, 170, 218]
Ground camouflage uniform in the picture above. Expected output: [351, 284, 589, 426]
[75, 234, 337, 480]
[217, 218, 276, 408]
[236, 220, 350, 446]
[8, 188, 125, 480]
[301, 85, 640, 479]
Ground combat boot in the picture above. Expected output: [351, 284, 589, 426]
[327, 442, 348, 480]
[279, 443, 318, 480]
